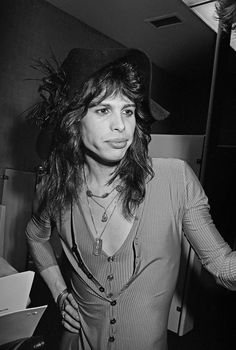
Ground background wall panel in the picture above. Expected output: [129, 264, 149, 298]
[0, 0, 123, 171]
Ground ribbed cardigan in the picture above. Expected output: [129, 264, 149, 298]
[26, 158, 236, 350]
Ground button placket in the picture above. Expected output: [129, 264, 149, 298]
[106, 256, 115, 299]
[107, 255, 117, 346]
[109, 297, 117, 346]
[110, 318, 116, 324]
[107, 256, 115, 262]
[107, 274, 114, 281]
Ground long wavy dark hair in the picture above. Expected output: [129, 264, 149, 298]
[216, 0, 236, 31]
[35, 59, 154, 219]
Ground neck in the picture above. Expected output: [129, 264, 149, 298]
[83, 155, 119, 194]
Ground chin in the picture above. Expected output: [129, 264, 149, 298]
[102, 154, 125, 165]
[84, 144, 129, 165]
[85, 148, 123, 165]
[104, 151, 127, 163]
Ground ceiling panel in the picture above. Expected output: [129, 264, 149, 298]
[45, 0, 216, 81]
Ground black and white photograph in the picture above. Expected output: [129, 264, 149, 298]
[0, 1, 236, 349]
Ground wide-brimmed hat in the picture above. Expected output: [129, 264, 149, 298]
[32, 48, 169, 160]
[62, 48, 169, 119]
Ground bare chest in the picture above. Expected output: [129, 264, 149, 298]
[80, 198, 134, 256]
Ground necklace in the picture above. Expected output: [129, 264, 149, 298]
[89, 193, 119, 222]
[83, 167, 122, 222]
[85, 193, 118, 256]
[83, 166, 123, 199]
[86, 186, 117, 199]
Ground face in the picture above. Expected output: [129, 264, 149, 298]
[80, 93, 136, 164]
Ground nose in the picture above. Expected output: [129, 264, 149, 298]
[111, 111, 125, 132]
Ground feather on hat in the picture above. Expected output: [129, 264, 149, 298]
[27, 48, 169, 159]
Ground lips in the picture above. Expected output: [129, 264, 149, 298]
[106, 138, 128, 149]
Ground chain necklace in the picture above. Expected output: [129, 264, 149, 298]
[89, 193, 119, 222]
[83, 166, 123, 199]
[86, 186, 117, 199]
[83, 167, 121, 222]
[85, 193, 118, 256]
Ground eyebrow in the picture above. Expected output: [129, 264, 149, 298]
[123, 103, 136, 108]
[89, 102, 136, 108]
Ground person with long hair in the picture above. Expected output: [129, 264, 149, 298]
[26, 48, 236, 350]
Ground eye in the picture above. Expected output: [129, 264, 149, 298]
[96, 107, 110, 115]
[123, 108, 135, 117]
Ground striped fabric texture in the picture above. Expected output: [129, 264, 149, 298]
[26, 158, 236, 350]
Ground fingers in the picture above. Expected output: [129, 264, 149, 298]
[61, 309, 80, 333]
[61, 293, 81, 333]
[67, 293, 79, 310]
[64, 298, 80, 323]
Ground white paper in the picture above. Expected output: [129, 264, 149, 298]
[0, 270, 47, 345]
[0, 305, 47, 345]
[0, 271, 34, 315]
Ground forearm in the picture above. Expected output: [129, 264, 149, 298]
[27, 238, 67, 301]
[40, 264, 67, 302]
[184, 207, 236, 290]
[215, 250, 236, 291]
[32, 243, 81, 333]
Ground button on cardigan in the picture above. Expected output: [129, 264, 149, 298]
[26, 158, 236, 350]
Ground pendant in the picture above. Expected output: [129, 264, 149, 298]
[93, 238, 103, 256]
[101, 212, 108, 222]
[86, 189, 93, 197]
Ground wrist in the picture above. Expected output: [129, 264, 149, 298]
[53, 278, 67, 303]
[56, 288, 69, 310]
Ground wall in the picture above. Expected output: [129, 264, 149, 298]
[0, 0, 123, 171]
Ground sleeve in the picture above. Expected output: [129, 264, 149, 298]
[182, 161, 236, 291]
[25, 186, 58, 271]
